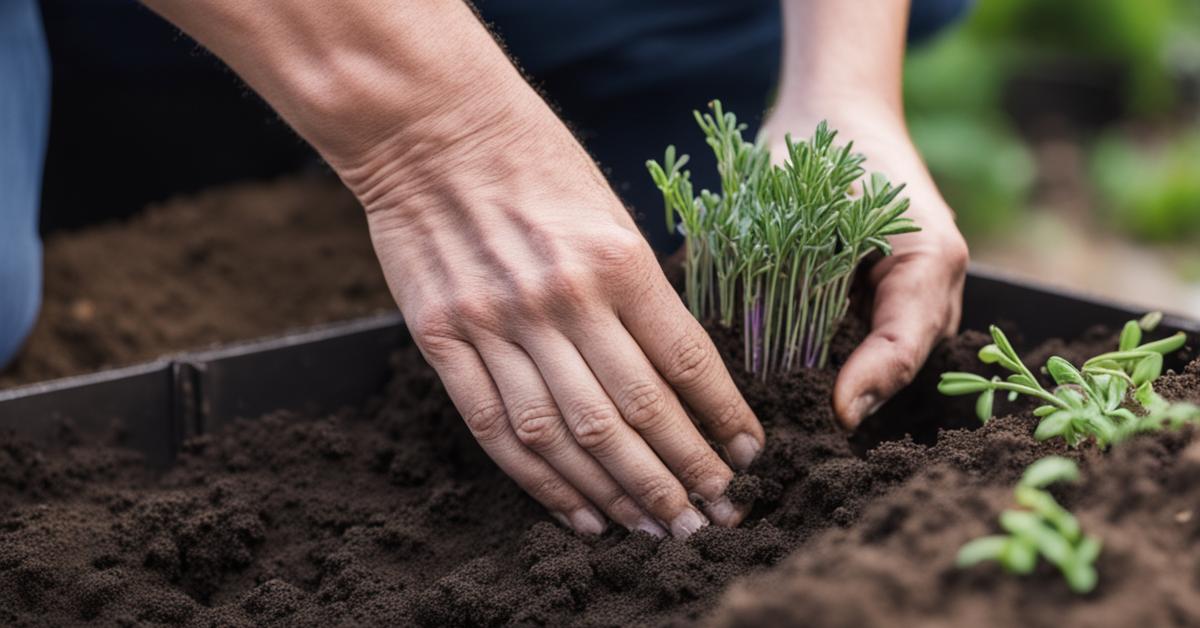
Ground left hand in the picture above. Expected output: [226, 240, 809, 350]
[762, 102, 970, 429]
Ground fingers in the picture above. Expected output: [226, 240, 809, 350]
[415, 335, 604, 534]
[475, 337, 668, 537]
[619, 277, 765, 469]
[522, 331, 710, 538]
[833, 259, 956, 429]
[572, 319, 745, 527]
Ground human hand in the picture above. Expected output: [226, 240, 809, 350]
[762, 102, 969, 429]
[356, 88, 764, 539]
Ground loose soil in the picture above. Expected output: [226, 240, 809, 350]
[1, 320, 1199, 626]
[0, 174, 394, 389]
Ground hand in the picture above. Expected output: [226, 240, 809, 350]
[763, 103, 969, 429]
[139, 0, 763, 538]
[359, 89, 764, 538]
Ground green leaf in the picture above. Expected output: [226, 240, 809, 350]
[1062, 561, 1098, 594]
[1000, 537, 1037, 574]
[1131, 353, 1163, 387]
[1033, 405, 1058, 417]
[1118, 320, 1142, 352]
[989, 325, 1019, 363]
[1046, 357, 1085, 387]
[978, 344, 1003, 364]
[1138, 332, 1186, 356]
[1020, 456, 1079, 488]
[1003, 512, 1073, 566]
[976, 388, 996, 423]
[1077, 536, 1102, 565]
[956, 535, 1008, 567]
[1035, 411, 1073, 442]
[1006, 374, 1038, 389]
[938, 372, 993, 395]
[1138, 311, 1163, 332]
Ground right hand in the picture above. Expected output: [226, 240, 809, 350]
[351, 88, 764, 539]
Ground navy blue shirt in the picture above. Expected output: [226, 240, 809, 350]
[477, 0, 970, 250]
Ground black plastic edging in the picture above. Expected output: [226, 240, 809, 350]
[0, 268, 1196, 469]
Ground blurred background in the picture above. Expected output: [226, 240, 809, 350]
[904, 0, 1200, 314]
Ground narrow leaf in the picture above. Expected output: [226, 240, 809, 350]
[1020, 456, 1079, 488]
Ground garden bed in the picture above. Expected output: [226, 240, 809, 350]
[1, 287, 1198, 626]
[0, 174, 393, 389]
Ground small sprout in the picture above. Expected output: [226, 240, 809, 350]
[939, 314, 1196, 447]
[648, 101, 917, 378]
[957, 457, 1101, 594]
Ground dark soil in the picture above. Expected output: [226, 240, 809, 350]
[0, 174, 394, 389]
[1, 320, 1198, 626]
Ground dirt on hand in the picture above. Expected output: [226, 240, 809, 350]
[1, 319, 1198, 626]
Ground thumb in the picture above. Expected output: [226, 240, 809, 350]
[833, 268, 950, 429]
[833, 328, 925, 429]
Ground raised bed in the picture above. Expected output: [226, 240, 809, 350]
[2, 265, 1193, 468]
[1, 264, 1197, 626]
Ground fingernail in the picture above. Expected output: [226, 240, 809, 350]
[725, 433, 762, 470]
[847, 394, 882, 428]
[633, 517, 668, 538]
[704, 495, 740, 527]
[569, 508, 607, 536]
[669, 507, 708, 539]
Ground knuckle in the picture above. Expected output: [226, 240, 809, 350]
[664, 333, 714, 389]
[541, 264, 593, 304]
[675, 448, 720, 489]
[461, 399, 509, 443]
[511, 403, 565, 450]
[633, 476, 682, 514]
[590, 228, 647, 270]
[529, 474, 572, 502]
[942, 235, 970, 273]
[892, 349, 921, 382]
[705, 398, 747, 435]
[617, 381, 669, 431]
[569, 402, 623, 452]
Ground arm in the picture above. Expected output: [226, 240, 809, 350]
[764, 0, 970, 428]
[140, 0, 763, 537]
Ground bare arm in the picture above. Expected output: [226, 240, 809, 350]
[765, 0, 970, 428]
[140, 0, 763, 537]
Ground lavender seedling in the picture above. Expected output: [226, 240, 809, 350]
[648, 101, 918, 379]
[938, 313, 1195, 447]
[957, 456, 1101, 594]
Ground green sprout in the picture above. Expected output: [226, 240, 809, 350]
[957, 456, 1101, 594]
[647, 101, 918, 378]
[939, 313, 1196, 447]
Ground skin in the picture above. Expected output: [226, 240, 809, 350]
[138, 0, 966, 537]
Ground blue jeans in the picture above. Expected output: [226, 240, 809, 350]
[0, 0, 969, 369]
[0, 0, 49, 367]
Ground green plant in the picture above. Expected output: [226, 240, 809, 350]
[646, 101, 918, 378]
[957, 456, 1101, 593]
[938, 313, 1196, 447]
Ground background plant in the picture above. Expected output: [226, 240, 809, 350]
[647, 101, 918, 378]
[957, 456, 1101, 593]
[939, 313, 1196, 447]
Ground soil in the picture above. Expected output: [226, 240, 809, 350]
[2, 320, 1199, 626]
[0, 173, 394, 389]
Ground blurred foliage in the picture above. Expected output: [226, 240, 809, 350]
[1091, 129, 1200, 241]
[904, 0, 1200, 244]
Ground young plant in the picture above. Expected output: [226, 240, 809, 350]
[957, 456, 1101, 594]
[647, 101, 918, 378]
[938, 313, 1195, 447]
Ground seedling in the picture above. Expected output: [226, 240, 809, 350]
[938, 313, 1196, 447]
[647, 101, 918, 378]
[957, 456, 1101, 593]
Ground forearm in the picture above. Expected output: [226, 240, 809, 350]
[139, 0, 559, 211]
[775, 0, 910, 122]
